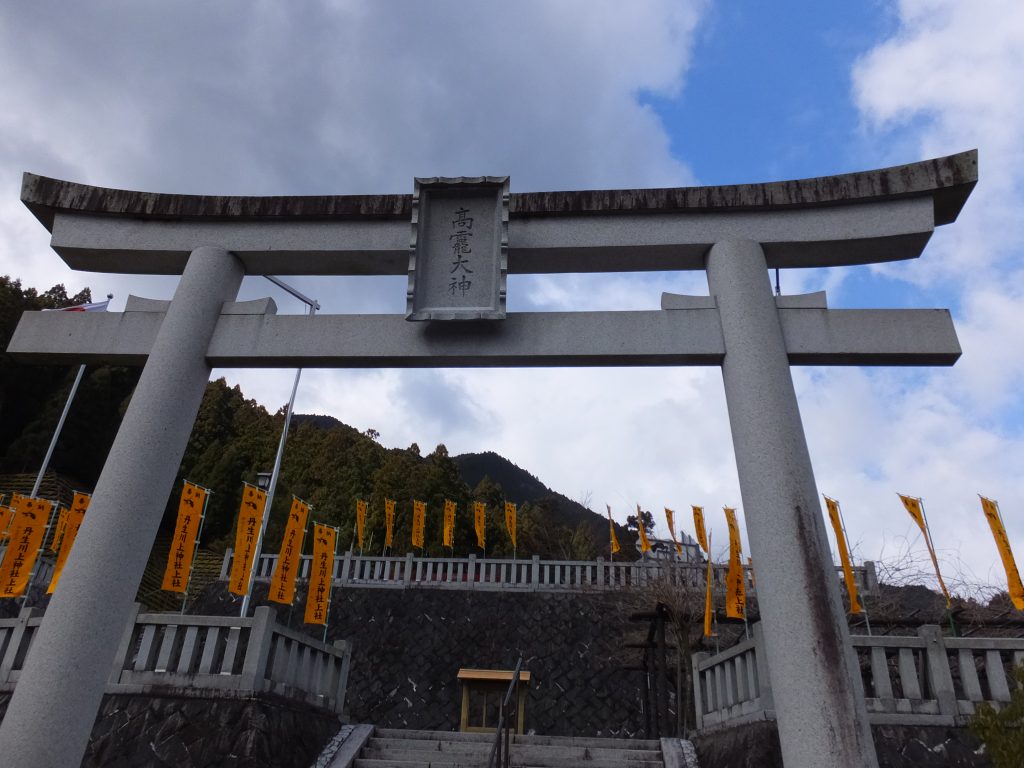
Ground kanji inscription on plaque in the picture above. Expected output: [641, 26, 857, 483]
[406, 176, 509, 321]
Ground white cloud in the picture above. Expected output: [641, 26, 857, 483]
[830, 0, 1024, 593]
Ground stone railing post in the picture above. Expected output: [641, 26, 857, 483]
[240, 606, 276, 692]
[107, 602, 142, 686]
[918, 625, 958, 718]
[333, 639, 352, 714]
[596, 556, 604, 588]
[691, 651, 709, 731]
[404, 552, 414, 586]
[468, 554, 477, 589]
[340, 551, 352, 585]
[751, 621, 775, 716]
[863, 561, 879, 595]
[531, 555, 541, 591]
[220, 548, 233, 580]
[0, 606, 42, 685]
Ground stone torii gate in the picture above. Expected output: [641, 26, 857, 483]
[1, 151, 976, 767]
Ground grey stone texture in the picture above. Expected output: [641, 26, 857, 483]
[706, 240, 877, 768]
[692, 721, 992, 768]
[20, 151, 975, 275]
[194, 584, 657, 739]
[0, 691, 339, 768]
[0, 247, 245, 767]
[9, 304, 960, 369]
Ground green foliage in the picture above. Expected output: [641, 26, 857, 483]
[969, 663, 1024, 768]
[0, 276, 140, 483]
[1, 276, 632, 562]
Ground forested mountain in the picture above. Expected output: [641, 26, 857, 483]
[0, 276, 638, 560]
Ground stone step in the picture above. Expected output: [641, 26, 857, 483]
[372, 727, 661, 750]
[355, 761, 662, 768]
[360, 745, 663, 768]
[365, 739, 663, 763]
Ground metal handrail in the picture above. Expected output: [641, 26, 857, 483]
[487, 656, 524, 768]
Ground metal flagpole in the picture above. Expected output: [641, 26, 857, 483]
[835, 498, 872, 636]
[240, 279, 318, 618]
[181, 485, 212, 615]
[919, 497, 956, 636]
[30, 365, 85, 499]
[30, 294, 114, 499]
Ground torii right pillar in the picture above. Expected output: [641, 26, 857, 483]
[708, 239, 878, 767]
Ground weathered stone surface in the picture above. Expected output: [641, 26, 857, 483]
[692, 722, 993, 768]
[0, 691, 339, 768]
[194, 584, 654, 738]
[22, 151, 975, 229]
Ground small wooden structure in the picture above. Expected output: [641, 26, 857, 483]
[457, 668, 531, 734]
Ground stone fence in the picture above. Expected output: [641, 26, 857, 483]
[0, 604, 350, 714]
[693, 622, 1024, 731]
[221, 549, 878, 597]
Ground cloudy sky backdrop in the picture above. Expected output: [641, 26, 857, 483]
[1, 1, 1021, 594]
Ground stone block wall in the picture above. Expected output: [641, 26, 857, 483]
[195, 584, 655, 738]
[0, 691, 340, 768]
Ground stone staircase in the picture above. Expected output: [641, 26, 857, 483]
[351, 728, 665, 768]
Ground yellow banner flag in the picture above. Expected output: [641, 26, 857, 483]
[504, 501, 517, 549]
[636, 505, 651, 553]
[269, 497, 309, 605]
[703, 533, 714, 637]
[356, 499, 367, 550]
[48, 492, 91, 594]
[665, 508, 682, 555]
[824, 496, 861, 615]
[443, 500, 456, 548]
[473, 502, 486, 549]
[384, 499, 396, 549]
[160, 482, 206, 593]
[0, 493, 24, 542]
[723, 507, 746, 619]
[0, 497, 53, 598]
[692, 505, 708, 553]
[412, 500, 426, 548]
[229, 484, 267, 596]
[304, 523, 337, 625]
[50, 507, 69, 552]
[980, 497, 1024, 611]
[0, 504, 13, 543]
[607, 505, 620, 555]
[899, 493, 927, 534]
[898, 494, 951, 607]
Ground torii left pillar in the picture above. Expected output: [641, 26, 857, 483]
[0, 246, 243, 767]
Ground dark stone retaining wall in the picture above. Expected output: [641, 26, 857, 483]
[195, 584, 654, 738]
[693, 721, 993, 768]
[0, 691, 340, 768]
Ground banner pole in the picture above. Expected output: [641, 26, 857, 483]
[919, 497, 956, 636]
[31, 365, 86, 499]
[835, 498, 871, 636]
[181, 485, 212, 615]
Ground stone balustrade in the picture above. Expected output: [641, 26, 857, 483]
[693, 622, 1024, 731]
[221, 550, 878, 597]
[0, 604, 350, 714]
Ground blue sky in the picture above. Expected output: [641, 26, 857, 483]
[1, 1, 1021, 597]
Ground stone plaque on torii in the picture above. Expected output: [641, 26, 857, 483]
[0, 151, 977, 768]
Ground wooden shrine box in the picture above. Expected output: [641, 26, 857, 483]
[457, 668, 532, 734]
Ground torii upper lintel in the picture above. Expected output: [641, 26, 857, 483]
[20, 150, 976, 276]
